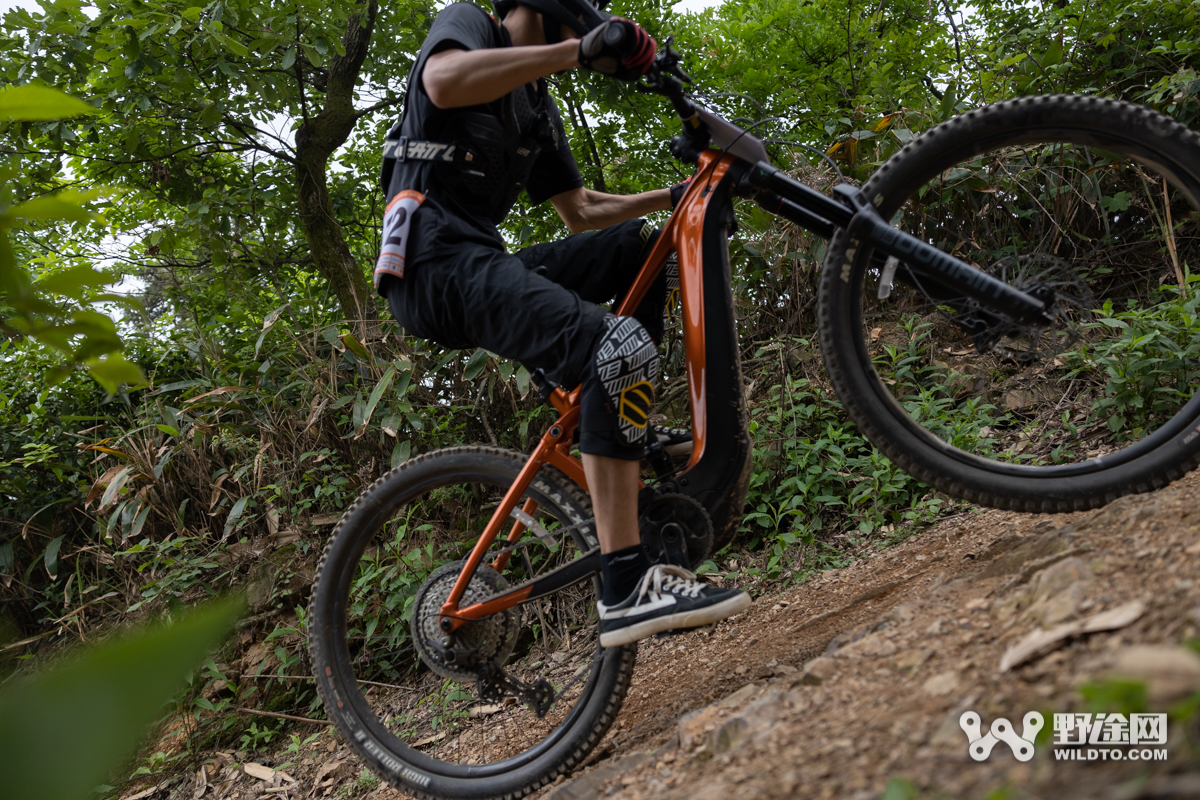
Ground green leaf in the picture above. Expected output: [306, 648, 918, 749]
[515, 364, 530, 397]
[939, 82, 958, 120]
[86, 354, 146, 394]
[43, 534, 65, 580]
[0, 85, 99, 121]
[879, 777, 918, 800]
[1040, 39, 1064, 69]
[153, 379, 205, 394]
[223, 496, 250, 539]
[155, 424, 179, 436]
[281, 47, 297, 70]
[0, 596, 243, 800]
[198, 102, 223, 127]
[253, 303, 290, 357]
[6, 194, 97, 224]
[390, 440, 411, 468]
[340, 333, 371, 362]
[215, 31, 249, 57]
[34, 265, 111, 298]
[463, 347, 490, 381]
[359, 365, 396, 434]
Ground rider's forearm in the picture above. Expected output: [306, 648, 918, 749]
[552, 187, 672, 233]
[423, 42, 580, 109]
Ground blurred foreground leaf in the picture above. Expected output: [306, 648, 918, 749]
[0, 85, 98, 122]
[85, 353, 147, 394]
[0, 596, 244, 800]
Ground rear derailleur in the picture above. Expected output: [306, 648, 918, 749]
[427, 641, 556, 719]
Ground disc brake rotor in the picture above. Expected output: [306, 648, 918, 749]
[985, 253, 1095, 363]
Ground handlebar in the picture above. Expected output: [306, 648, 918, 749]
[640, 40, 770, 166]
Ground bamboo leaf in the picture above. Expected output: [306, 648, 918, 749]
[340, 333, 371, 362]
[222, 496, 250, 540]
[463, 347, 490, 381]
[99, 466, 133, 509]
[43, 535, 65, 579]
[129, 503, 152, 539]
[358, 365, 396, 435]
[254, 303, 289, 357]
[390, 440, 411, 468]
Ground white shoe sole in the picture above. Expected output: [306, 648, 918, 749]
[599, 592, 751, 647]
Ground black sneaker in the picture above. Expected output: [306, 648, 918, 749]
[597, 564, 751, 647]
[651, 425, 692, 458]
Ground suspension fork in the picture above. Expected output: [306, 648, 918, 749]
[747, 162, 1055, 326]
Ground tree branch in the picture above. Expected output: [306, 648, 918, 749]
[354, 94, 406, 120]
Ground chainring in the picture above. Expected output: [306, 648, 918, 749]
[412, 561, 521, 682]
[639, 493, 714, 570]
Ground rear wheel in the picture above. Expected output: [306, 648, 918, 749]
[309, 447, 635, 800]
[820, 95, 1200, 511]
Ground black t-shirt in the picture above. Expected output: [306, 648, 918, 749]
[383, 2, 583, 265]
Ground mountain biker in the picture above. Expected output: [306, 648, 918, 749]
[374, 0, 751, 646]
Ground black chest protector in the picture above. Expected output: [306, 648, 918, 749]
[434, 82, 559, 225]
[381, 36, 561, 226]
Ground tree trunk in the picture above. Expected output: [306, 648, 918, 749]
[295, 0, 379, 335]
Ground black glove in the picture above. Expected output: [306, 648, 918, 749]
[669, 177, 691, 208]
[578, 18, 657, 82]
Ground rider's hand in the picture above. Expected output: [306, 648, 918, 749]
[669, 177, 691, 208]
[577, 18, 657, 82]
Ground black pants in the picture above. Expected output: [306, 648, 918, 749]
[382, 219, 665, 458]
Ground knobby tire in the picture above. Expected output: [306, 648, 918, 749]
[820, 95, 1200, 511]
[309, 447, 635, 800]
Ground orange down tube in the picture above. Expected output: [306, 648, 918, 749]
[615, 149, 733, 469]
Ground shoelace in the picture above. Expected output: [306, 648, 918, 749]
[637, 564, 705, 601]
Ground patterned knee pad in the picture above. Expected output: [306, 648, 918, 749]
[594, 316, 659, 447]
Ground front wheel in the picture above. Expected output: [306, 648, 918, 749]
[820, 95, 1200, 512]
[308, 446, 635, 800]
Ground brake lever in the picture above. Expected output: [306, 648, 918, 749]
[657, 37, 692, 84]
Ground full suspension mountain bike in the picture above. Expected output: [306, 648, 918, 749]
[310, 41, 1200, 800]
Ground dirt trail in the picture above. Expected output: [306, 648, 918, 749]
[165, 472, 1200, 800]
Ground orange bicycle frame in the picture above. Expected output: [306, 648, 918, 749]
[438, 149, 751, 633]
